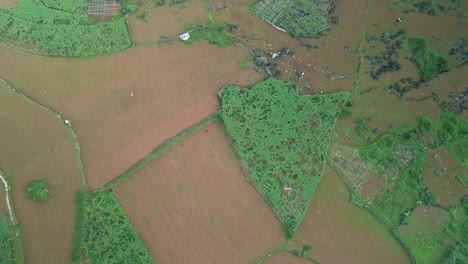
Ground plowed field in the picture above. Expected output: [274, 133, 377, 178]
[0, 43, 249, 190]
[116, 122, 285, 263]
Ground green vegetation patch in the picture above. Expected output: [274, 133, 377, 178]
[437, 109, 468, 166]
[184, 26, 231, 48]
[78, 192, 154, 263]
[408, 37, 451, 81]
[27, 179, 50, 201]
[0, 0, 131, 57]
[251, 0, 331, 37]
[41, 0, 87, 13]
[0, 214, 12, 264]
[220, 78, 350, 230]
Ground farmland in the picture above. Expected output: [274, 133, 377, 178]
[0, 0, 466, 263]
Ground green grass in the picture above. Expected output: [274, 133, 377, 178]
[71, 191, 86, 263]
[184, 26, 231, 48]
[0, 0, 131, 57]
[408, 37, 451, 81]
[437, 109, 468, 166]
[220, 78, 350, 229]
[0, 214, 12, 264]
[26, 179, 49, 201]
[41, 0, 87, 12]
[78, 192, 155, 264]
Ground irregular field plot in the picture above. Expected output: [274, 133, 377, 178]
[0, 83, 67, 176]
[264, 252, 311, 264]
[0, 0, 20, 8]
[116, 122, 285, 264]
[12, 141, 80, 264]
[289, 169, 410, 264]
[0, 43, 249, 190]
[127, 0, 207, 44]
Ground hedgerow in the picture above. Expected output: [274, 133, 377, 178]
[80, 192, 154, 264]
[0, 0, 131, 57]
[220, 78, 350, 230]
[0, 214, 12, 264]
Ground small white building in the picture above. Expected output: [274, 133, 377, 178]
[179, 32, 190, 41]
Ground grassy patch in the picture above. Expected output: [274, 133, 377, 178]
[27, 179, 49, 201]
[437, 110, 468, 165]
[78, 192, 155, 263]
[408, 37, 451, 81]
[40, 0, 87, 12]
[71, 191, 86, 263]
[0, 0, 131, 57]
[220, 78, 350, 229]
[0, 214, 12, 264]
[184, 26, 231, 47]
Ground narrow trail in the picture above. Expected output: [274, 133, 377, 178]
[0, 170, 16, 224]
[0, 78, 88, 192]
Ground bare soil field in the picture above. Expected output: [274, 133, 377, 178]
[0, 0, 19, 8]
[116, 122, 285, 264]
[264, 252, 311, 264]
[12, 140, 80, 264]
[423, 148, 466, 207]
[0, 43, 250, 190]
[209, 0, 366, 93]
[127, 0, 208, 44]
[0, 83, 68, 176]
[289, 168, 410, 264]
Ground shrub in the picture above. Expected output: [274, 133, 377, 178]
[0, 214, 12, 264]
[408, 37, 451, 81]
[354, 117, 369, 136]
[417, 116, 433, 133]
[27, 179, 49, 201]
[185, 26, 231, 48]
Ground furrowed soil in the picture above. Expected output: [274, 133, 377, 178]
[289, 168, 410, 264]
[116, 122, 285, 264]
[0, 83, 68, 176]
[263, 252, 312, 264]
[0, 43, 251, 190]
[12, 140, 80, 264]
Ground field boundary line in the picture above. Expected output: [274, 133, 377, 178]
[0, 170, 16, 224]
[0, 78, 88, 192]
[98, 114, 218, 192]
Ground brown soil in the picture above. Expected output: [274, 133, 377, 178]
[423, 148, 466, 207]
[264, 252, 312, 264]
[116, 122, 285, 263]
[0, 84, 68, 176]
[12, 141, 80, 264]
[127, 0, 208, 44]
[0, 0, 19, 8]
[399, 206, 451, 240]
[0, 43, 249, 190]
[289, 168, 410, 264]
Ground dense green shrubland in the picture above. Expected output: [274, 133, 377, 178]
[220, 78, 350, 230]
[0, 0, 131, 57]
[408, 37, 451, 81]
[0, 214, 12, 264]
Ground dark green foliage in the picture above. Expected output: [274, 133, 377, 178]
[41, 0, 87, 12]
[125, 4, 138, 13]
[0, 214, 12, 264]
[0, 0, 131, 57]
[81, 192, 154, 263]
[27, 179, 49, 201]
[185, 26, 231, 47]
[339, 107, 351, 119]
[354, 117, 369, 136]
[71, 191, 86, 263]
[417, 115, 433, 133]
[438, 109, 468, 166]
[360, 133, 428, 229]
[220, 78, 350, 229]
[408, 37, 451, 81]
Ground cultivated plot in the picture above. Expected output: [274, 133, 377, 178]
[0, 43, 249, 190]
[116, 122, 285, 264]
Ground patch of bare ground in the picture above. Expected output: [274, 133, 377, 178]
[263, 252, 312, 264]
[116, 122, 285, 263]
[0, 43, 249, 190]
[0, 83, 68, 176]
[399, 206, 451, 240]
[12, 141, 80, 264]
[289, 168, 410, 264]
[423, 148, 466, 207]
[0, 0, 19, 8]
[209, 0, 367, 94]
[127, 0, 208, 44]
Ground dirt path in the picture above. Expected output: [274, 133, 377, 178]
[0, 170, 16, 224]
